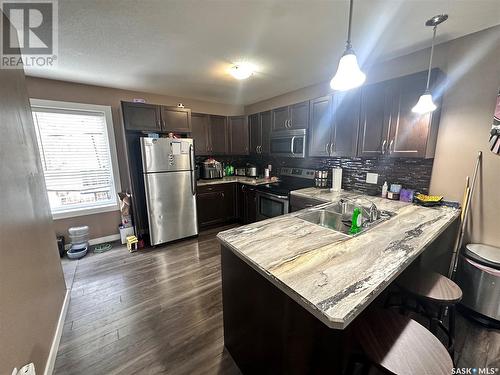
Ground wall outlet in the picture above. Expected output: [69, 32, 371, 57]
[366, 173, 378, 184]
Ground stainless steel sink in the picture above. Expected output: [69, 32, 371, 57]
[297, 209, 353, 235]
[297, 203, 395, 235]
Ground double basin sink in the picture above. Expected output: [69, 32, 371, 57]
[297, 200, 395, 236]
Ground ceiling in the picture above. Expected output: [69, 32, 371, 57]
[25, 0, 500, 105]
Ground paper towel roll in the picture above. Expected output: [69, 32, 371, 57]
[331, 168, 342, 192]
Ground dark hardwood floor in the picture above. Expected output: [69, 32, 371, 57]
[56, 225, 241, 375]
[57, 226, 499, 374]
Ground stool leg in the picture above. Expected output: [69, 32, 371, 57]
[448, 305, 456, 360]
[429, 308, 440, 335]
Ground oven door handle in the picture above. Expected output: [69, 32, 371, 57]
[290, 136, 296, 154]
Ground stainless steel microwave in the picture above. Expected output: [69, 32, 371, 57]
[270, 129, 307, 158]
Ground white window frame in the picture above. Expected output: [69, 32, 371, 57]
[30, 99, 122, 220]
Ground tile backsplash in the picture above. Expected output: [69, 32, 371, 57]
[253, 155, 434, 196]
[196, 154, 434, 196]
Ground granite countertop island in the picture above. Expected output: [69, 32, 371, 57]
[217, 188, 460, 330]
[197, 176, 276, 187]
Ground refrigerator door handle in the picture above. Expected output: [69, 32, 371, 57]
[189, 144, 196, 196]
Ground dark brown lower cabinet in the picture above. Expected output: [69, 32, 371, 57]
[240, 184, 257, 224]
[197, 183, 237, 228]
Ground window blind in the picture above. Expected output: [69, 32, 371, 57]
[32, 106, 118, 214]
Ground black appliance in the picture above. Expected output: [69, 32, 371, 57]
[254, 167, 315, 220]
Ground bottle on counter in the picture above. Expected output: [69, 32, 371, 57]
[381, 181, 388, 198]
[349, 208, 362, 235]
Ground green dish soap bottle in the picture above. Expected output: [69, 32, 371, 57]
[349, 207, 362, 235]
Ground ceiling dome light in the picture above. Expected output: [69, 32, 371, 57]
[411, 90, 437, 114]
[330, 0, 366, 91]
[330, 50, 366, 91]
[229, 63, 253, 80]
[412, 14, 448, 114]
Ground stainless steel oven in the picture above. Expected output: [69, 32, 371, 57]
[270, 129, 307, 158]
[256, 191, 289, 221]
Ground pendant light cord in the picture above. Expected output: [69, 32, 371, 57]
[346, 0, 354, 49]
[426, 25, 437, 91]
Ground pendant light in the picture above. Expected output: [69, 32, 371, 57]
[330, 0, 366, 91]
[412, 14, 448, 114]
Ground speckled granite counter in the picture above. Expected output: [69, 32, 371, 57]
[217, 188, 459, 329]
[197, 176, 276, 186]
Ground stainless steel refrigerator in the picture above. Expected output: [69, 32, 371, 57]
[140, 137, 198, 245]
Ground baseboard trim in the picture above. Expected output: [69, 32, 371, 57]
[64, 233, 120, 250]
[44, 289, 70, 375]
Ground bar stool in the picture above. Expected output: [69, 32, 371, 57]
[387, 267, 462, 359]
[347, 308, 454, 375]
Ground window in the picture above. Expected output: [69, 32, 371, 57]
[30, 99, 121, 219]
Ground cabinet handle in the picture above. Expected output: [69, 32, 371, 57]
[221, 192, 225, 198]
[287, 119, 291, 128]
[325, 143, 330, 155]
[389, 139, 394, 154]
[381, 139, 387, 154]
[256, 146, 259, 153]
[330, 142, 335, 155]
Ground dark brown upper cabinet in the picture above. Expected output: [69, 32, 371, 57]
[122, 101, 191, 133]
[309, 96, 333, 157]
[272, 101, 309, 131]
[272, 106, 289, 131]
[357, 80, 395, 157]
[309, 91, 359, 158]
[260, 111, 272, 154]
[331, 90, 360, 157]
[161, 106, 191, 133]
[249, 111, 271, 155]
[122, 102, 161, 132]
[358, 68, 443, 158]
[191, 113, 210, 155]
[229, 116, 249, 155]
[387, 69, 443, 158]
[208, 115, 228, 154]
[249, 113, 260, 154]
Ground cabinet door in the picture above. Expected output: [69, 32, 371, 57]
[331, 90, 360, 157]
[229, 116, 249, 155]
[197, 189, 227, 227]
[122, 102, 161, 131]
[272, 106, 290, 131]
[309, 96, 333, 157]
[197, 184, 236, 228]
[222, 183, 237, 220]
[191, 113, 210, 156]
[161, 106, 191, 133]
[388, 71, 436, 158]
[358, 81, 394, 157]
[260, 111, 272, 154]
[249, 114, 260, 154]
[245, 187, 257, 224]
[208, 115, 228, 154]
[289, 101, 309, 129]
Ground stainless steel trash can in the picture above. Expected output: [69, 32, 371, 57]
[456, 243, 500, 325]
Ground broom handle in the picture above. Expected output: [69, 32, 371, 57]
[448, 151, 482, 279]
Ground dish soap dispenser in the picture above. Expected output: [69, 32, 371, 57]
[349, 208, 362, 235]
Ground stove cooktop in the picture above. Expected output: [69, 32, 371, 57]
[255, 167, 316, 196]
